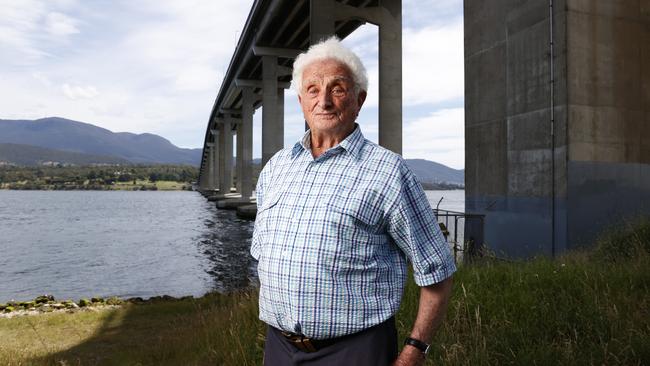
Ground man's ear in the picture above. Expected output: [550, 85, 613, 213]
[357, 90, 367, 109]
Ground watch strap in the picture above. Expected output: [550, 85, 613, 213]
[404, 337, 430, 355]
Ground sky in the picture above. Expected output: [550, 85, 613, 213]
[0, 0, 464, 169]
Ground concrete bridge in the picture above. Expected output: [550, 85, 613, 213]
[465, 0, 650, 257]
[196, 0, 402, 215]
[198, 0, 649, 258]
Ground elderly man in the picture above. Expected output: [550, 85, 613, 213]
[251, 37, 455, 366]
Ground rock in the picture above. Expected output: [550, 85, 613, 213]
[41, 305, 54, 312]
[105, 297, 123, 305]
[63, 301, 79, 309]
[4, 306, 15, 313]
[0, 304, 6, 311]
[127, 297, 144, 304]
[78, 298, 91, 307]
[51, 303, 66, 310]
[148, 296, 163, 302]
[236, 204, 258, 220]
[34, 295, 55, 304]
[90, 297, 104, 304]
[161, 295, 176, 301]
[19, 301, 36, 309]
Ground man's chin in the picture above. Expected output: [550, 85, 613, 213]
[311, 119, 342, 130]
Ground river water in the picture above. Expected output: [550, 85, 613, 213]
[0, 190, 464, 303]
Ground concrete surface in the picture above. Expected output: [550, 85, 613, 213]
[465, 0, 650, 257]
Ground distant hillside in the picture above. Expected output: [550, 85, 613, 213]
[0, 118, 465, 184]
[0, 117, 201, 165]
[0, 143, 131, 166]
[405, 159, 464, 186]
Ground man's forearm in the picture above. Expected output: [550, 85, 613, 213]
[409, 277, 453, 343]
[394, 277, 453, 366]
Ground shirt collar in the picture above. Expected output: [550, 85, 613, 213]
[291, 123, 365, 160]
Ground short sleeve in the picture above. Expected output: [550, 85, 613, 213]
[386, 167, 456, 286]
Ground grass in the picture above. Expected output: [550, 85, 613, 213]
[1, 219, 648, 365]
[0, 293, 265, 366]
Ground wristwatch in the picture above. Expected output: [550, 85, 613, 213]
[404, 337, 430, 355]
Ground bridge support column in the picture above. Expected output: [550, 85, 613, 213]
[219, 119, 233, 194]
[377, 1, 402, 155]
[198, 168, 207, 191]
[277, 87, 284, 146]
[310, 0, 336, 44]
[235, 124, 242, 193]
[262, 55, 284, 166]
[206, 142, 215, 190]
[210, 129, 220, 191]
[240, 87, 255, 199]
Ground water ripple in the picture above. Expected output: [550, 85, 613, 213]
[0, 190, 255, 302]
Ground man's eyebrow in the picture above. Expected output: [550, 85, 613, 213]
[302, 76, 353, 90]
[329, 75, 353, 82]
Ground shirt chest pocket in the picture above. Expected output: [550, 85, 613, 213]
[256, 190, 283, 231]
[321, 186, 385, 232]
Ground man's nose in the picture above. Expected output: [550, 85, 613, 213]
[318, 90, 333, 108]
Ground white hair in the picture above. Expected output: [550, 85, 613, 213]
[291, 36, 368, 95]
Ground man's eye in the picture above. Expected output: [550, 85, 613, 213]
[307, 88, 319, 96]
[331, 88, 345, 96]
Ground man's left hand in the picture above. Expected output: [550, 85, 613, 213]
[392, 345, 426, 366]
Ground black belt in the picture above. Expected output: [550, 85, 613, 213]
[280, 331, 342, 353]
[276, 317, 394, 353]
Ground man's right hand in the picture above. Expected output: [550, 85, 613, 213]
[392, 345, 426, 366]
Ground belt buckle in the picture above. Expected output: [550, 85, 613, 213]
[281, 331, 318, 353]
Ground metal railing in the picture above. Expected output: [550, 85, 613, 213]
[433, 204, 485, 264]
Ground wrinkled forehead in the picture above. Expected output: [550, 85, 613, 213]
[301, 59, 354, 86]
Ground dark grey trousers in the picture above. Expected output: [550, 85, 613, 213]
[263, 318, 398, 366]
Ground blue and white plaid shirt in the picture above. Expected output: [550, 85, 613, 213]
[251, 125, 456, 339]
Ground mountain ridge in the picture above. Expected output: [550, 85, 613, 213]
[0, 117, 464, 185]
[0, 143, 132, 166]
[0, 117, 201, 165]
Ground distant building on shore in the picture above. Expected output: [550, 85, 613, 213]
[464, 1, 650, 257]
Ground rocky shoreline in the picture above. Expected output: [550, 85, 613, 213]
[0, 294, 195, 318]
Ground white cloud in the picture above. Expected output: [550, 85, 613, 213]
[0, 0, 49, 63]
[1, 0, 466, 166]
[45, 12, 79, 36]
[0, 0, 252, 144]
[342, 16, 463, 108]
[338, 13, 464, 166]
[174, 66, 223, 92]
[403, 0, 463, 28]
[32, 72, 53, 87]
[61, 83, 98, 99]
[403, 108, 464, 169]
[403, 20, 464, 106]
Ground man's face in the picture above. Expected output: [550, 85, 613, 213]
[298, 58, 366, 136]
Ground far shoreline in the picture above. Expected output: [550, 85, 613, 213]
[0, 181, 193, 191]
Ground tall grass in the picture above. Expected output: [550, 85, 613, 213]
[1, 219, 648, 365]
[396, 217, 650, 365]
[0, 293, 266, 366]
